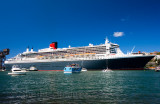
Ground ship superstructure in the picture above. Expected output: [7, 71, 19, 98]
[5, 39, 154, 71]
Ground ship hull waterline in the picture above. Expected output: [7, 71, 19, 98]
[5, 56, 154, 71]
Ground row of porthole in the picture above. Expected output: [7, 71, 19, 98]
[64, 68, 72, 70]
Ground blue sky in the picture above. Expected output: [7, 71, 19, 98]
[0, 0, 160, 58]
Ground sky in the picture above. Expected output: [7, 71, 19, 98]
[0, 0, 160, 58]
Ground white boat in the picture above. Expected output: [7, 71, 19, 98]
[155, 66, 160, 72]
[29, 66, 38, 71]
[8, 65, 26, 75]
[1, 69, 5, 71]
[81, 68, 87, 71]
[102, 68, 112, 72]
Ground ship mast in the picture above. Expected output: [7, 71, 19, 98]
[105, 37, 110, 70]
[105, 37, 111, 55]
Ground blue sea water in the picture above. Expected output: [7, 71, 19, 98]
[0, 70, 160, 104]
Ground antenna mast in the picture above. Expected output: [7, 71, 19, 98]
[131, 46, 135, 53]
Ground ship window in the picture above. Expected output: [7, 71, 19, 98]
[110, 47, 116, 53]
[14, 70, 21, 71]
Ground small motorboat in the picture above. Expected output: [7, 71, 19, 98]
[155, 66, 160, 72]
[102, 68, 112, 72]
[8, 65, 26, 75]
[25, 66, 38, 71]
[29, 66, 38, 71]
[81, 68, 87, 72]
[64, 64, 82, 73]
[1, 69, 5, 71]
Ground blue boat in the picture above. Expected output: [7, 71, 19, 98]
[64, 64, 82, 73]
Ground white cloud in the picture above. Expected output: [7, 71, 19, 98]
[113, 32, 124, 37]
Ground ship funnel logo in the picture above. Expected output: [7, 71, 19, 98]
[49, 42, 58, 49]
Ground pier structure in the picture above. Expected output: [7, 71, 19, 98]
[0, 49, 9, 70]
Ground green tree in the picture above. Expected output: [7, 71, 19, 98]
[157, 52, 160, 55]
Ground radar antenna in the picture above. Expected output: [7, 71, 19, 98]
[105, 37, 109, 45]
[131, 46, 135, 53]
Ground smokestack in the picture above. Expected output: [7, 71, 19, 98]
[26, 46, 29, 52]
[49, 42, 58, 49]
[54, 42, 58, 49]
[31, 47, 33, 52]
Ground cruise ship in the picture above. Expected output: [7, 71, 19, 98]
[4, 39, 154, 71]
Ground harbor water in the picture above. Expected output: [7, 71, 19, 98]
[0, 70, 160, 103]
